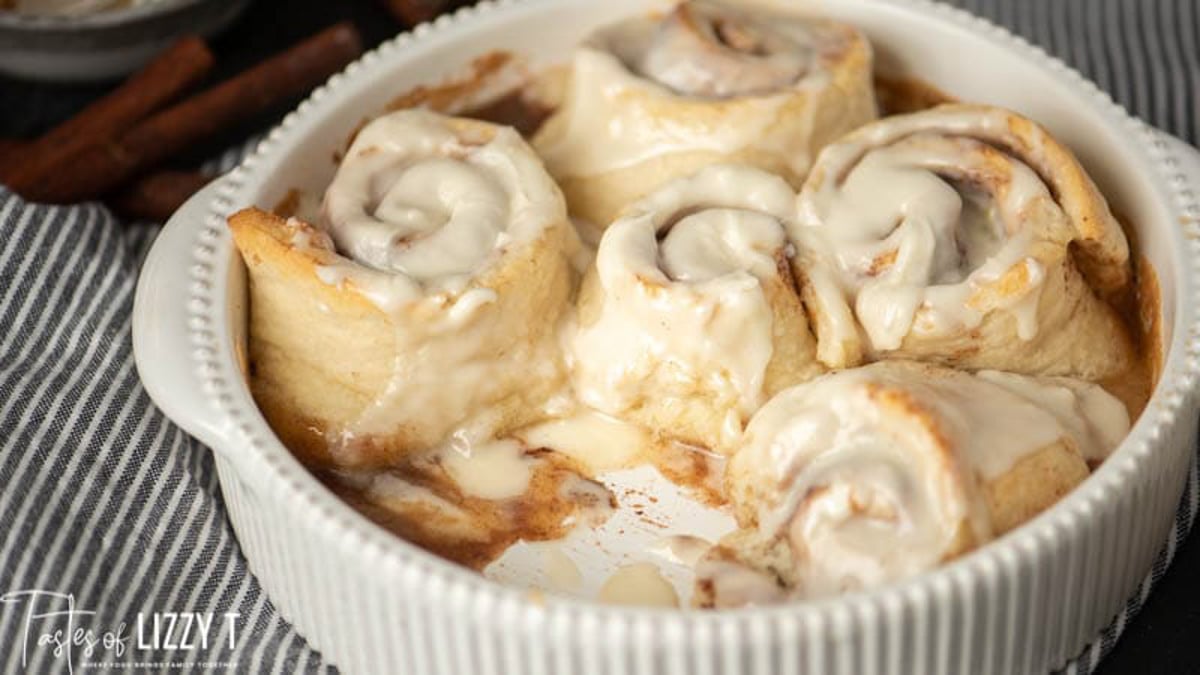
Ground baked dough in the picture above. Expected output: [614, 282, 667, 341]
[229, 110, 575, 468]
[793, 103, 1136, 379]
[568, 164, 823, 453]
[534, 0, 877, 227]
[711, 360, 1128, 603]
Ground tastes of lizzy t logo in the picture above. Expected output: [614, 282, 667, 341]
[1, 590, 240, 672]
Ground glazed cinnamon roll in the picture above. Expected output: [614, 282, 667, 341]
[568, 164, 823, 454]
[793, 104, 1136, 379]
[711, 360, 1128, 604]
[229, 110, 575, 468]
[533, 0, 876, 227]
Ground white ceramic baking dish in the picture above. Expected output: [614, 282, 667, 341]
[132, 0, 1200, 673]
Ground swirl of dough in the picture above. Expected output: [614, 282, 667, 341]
[723, 361, 1128, 600]
[533, 0, 876, 227]
[322, 109, 566, 303]
[228, 110, 576, 468]
[630, 0, 813, 98]
[569, 164, 823, 453]
[793, 104, 1135, 379]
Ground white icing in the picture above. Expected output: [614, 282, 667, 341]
[337, 298, 562, 456]
[321, 109, 565, 305]
[535, 2, 859, 180]
[975, 370, 1130, 464]
[339, 470, 493, 542]
[540, 546, 583, 592]
[694, 555, 786, 608]
[287, 220, 334, 250]
[568, 165, 796, 435]
[597, 562, 680, 607]
[438, 438, 533, 500]
[362, 472, 454, 510]
[649, 535, 713, 567]
[609, 0, 815, 98]
[795, 108, 1071, 355]
[658, 208, 783, 282]
[515, 410, 645, 472]
[729, 362, 1128, 598]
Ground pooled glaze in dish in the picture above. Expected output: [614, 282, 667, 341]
[319, 447, 614, 571]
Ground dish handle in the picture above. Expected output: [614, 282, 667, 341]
[133, 181, 240, 459]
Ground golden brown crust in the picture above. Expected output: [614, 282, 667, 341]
[985, 441, 1090, 535]
[229, 207, 383, 315]
[886, 249, 1137, 380]
[873, 73, 957, 115]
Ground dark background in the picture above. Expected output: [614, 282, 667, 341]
[1, 1, 1196, 673]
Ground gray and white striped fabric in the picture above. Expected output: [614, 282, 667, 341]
[1, 0, 1196, 672]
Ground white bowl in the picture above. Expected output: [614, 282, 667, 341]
[0, 0, 249, 82]
[132, 0, 1200, 673]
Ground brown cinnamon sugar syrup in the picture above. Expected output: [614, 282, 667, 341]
[262, 54, 1161, 573]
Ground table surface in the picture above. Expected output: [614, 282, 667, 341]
[2, 1, 1196, 673]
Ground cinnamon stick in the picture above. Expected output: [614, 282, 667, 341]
[19, 22, 363, 204]
[378, 0, 457, 25]
[0, 139, 26, 164]
[2, 37, 214, 188]
[107, 170, 211, 221]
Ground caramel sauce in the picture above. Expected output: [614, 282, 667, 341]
[642, 441, 729, 508]
[272, 189, 302, 220]
[1099, 254, 1161, 421]
[330, 52, 526, 165]
[464, 92, 553, 138]
[873, 74, 957, 115]
[386, 51, 516, 114]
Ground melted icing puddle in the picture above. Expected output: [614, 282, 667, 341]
[484, 453, 735, 608]
[320, 411, 737, 607]
[319, 445, 615, 572]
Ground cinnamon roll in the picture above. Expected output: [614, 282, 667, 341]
[568, 164, 823, 454]
[229, 109, 576, 468]
[712, 361, 1128, 604]
[533, 0, 876, 227]
[793, 104, 1136, 379]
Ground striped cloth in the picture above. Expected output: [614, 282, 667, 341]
[0, 0, 1196, 672]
